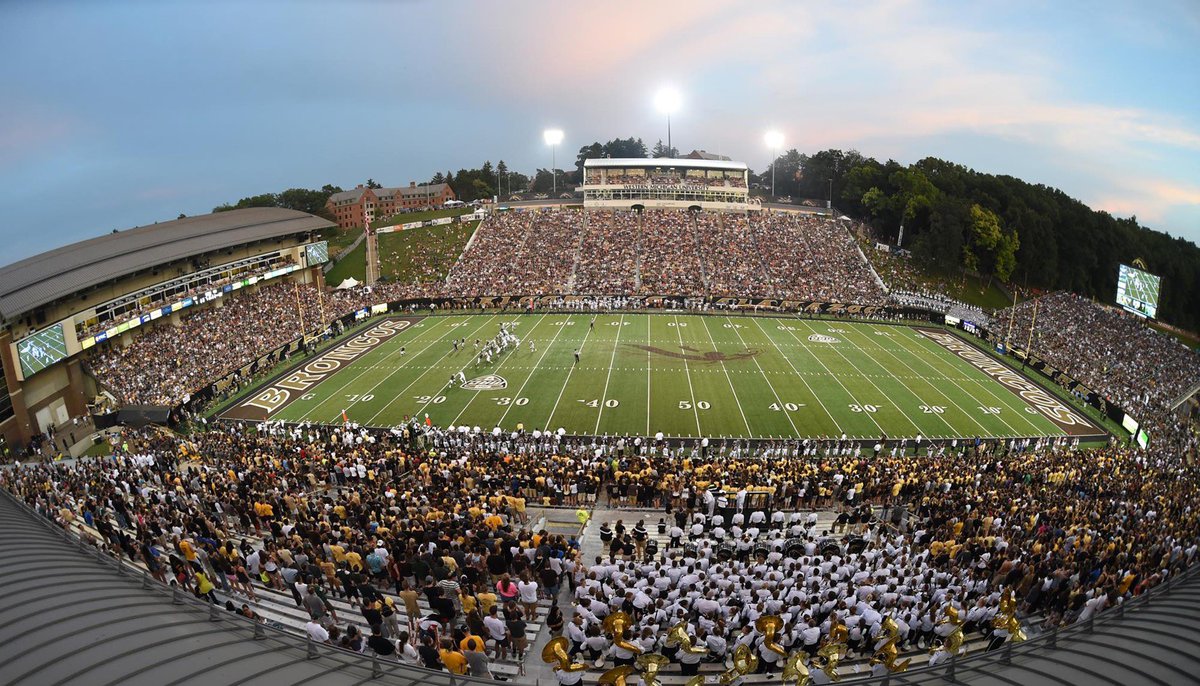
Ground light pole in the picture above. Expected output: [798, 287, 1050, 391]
[543, 129, 563, 196]
[764, 130, 784, 202]
[654, 88, 681, 157]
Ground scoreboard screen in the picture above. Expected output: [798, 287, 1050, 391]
[17, 323, 68, 378]
[1116, 264, 1161, 319]
[305, 241, 330, 266]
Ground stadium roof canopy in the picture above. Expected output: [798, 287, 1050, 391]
[583, 157, 748, 171]
[0, 208, 333, 322]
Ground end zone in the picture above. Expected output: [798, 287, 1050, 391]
[221, 317, 418, 421]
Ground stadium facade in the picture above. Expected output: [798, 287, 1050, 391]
[0, 208, 334, 452]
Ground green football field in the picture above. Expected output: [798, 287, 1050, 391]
[225, 313, 1102, 441]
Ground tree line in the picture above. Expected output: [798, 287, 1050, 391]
[759, 149, 1198, 330]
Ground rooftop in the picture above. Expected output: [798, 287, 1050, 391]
[0, 208, 332, 322]
[583, 157, 748, 171]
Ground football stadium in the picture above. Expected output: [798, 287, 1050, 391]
[2, 4, 1200, 686]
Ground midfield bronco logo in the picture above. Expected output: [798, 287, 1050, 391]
[808, 334, 840, 343]
[629, 344, 759, 363]
[462, 375, 507, 391]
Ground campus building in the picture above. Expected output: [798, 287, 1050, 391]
[325, 182, 456, 230]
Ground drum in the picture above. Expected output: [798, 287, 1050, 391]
[717, 542, 736, 561]
[820, 540, 842, 557]
[784, 537, 805, 557]
[846, 536, 866, 554]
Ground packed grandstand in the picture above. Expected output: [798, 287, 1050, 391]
[2, 201, 1199, 685]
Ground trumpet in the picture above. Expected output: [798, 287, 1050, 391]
[755, 615, 788, 658]
[598, 665, 636, 686]
[668, 621, 709, 655]
[719, 644, 759, 686]
[636, 653, 670, 686]
[603, 611, 643, 656]
[541, 636, 587, 673]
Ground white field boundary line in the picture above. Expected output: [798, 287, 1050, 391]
[846, 324, 993, 437]
[496, 314, 576, 429]
[746, 317, 845, 436]
[722, 316, 800, 437]
[670, 314, 703, 435]
[370, 315, 502, 425]
[290, 316, 457, 424]
[544, 319, 596, 431]
[778, 319, 889, 437]
[594, 313, 626, 433]
[449, 313, 550, 427]
[806, 320, 957, 438]
[896, 328, 1058, 437]
[698, 316, 752, 436]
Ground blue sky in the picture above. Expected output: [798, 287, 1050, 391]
[1, 0, 1198, 262]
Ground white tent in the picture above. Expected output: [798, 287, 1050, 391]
[335, 277, 360, 290]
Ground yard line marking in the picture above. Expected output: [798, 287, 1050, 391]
[373, 315, 501, 425]
[818, 321, 957, 436]
[723, 316, 799, 436]
[698, 316, 752, 435]
[594, 313, 625, 434]
[897, 329, 1047, 436]
[844, 324, 990, 435]
[646, 315, 652, 435]
[545, 319, 595, 431]
[781, 319, 891, 436]
[670, 314, 703, 435]
[296, 316, 458, 424]
[449, 313, 549, 427]
[497, 315, 572, 429]
[746, 316, 843, 434]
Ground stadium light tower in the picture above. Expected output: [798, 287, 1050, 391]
[764, 130, 784, 201]
[654, 87, 682, 157]
[543, 128, 564, 196]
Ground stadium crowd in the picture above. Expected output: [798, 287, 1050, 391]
[4, 417, 1198, 677]
[1000, 292, 1200, 418]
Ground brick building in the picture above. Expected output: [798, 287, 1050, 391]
[325, 182, 456, 230]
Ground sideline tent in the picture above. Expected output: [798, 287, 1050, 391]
[336, 277, 361, 290]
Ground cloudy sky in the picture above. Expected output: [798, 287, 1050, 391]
[1, 0, 1197, 262]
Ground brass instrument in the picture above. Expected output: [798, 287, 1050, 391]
[604, 611, 643, 656]
[755, 616, 788, 658]
[636, 653, 670, 686]
[598, 665, 636, 686]
[667, 621, 709, 655]
[541, 636, 587, 672]
[781, 650, 811, 686]
[868, 616, 911, 673]
[930, 605, 966, 658]
[719, 644, 759, 685]
[990, 588, 1027, 642]
[813, 619, 847, 683]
